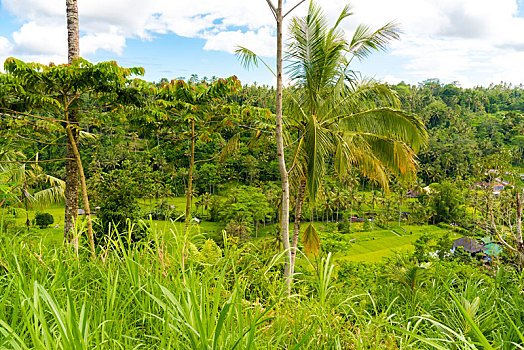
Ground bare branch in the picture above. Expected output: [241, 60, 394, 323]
[283, 0, 306, 18]
[236, 124, 274, 134]
[491, 211, 518, 253]
[14, 134, 67, 145]
[194, 153, 221, 164]
[0, 158, 74, 164]
[0, 108, 77, 125]
[265, 0, 277, 16]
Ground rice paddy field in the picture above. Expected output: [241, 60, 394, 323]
[3, 198, 455, 265]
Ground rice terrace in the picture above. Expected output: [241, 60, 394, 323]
[0, 0, 524, 348]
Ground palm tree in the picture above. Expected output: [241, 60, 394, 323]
[391, 179, 406, 228]
[285, 2, 427, 279]
[0, 154, 65, 228]
[64, 0, 80, 240]
[369, 188, 377, 231]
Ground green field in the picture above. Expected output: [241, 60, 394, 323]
[3, 198, 456, 263]
[335, 225, 454, 263]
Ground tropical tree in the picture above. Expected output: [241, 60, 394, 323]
[0, 58, 145, 255]
[65, 0, 80, 239]
[283, 2, 427, 281]
[0, 153, 65, 227]
[237, 0, 306, 290]
[150, 77, 242, 231]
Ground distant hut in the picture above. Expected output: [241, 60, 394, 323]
[77, 208, 86, 215]
[406, 190, 420, 198]
[452, 237, 484, 254]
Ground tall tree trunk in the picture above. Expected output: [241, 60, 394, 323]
[516, 191, 524, 267]
[65, 123, 95, 257]
[66, 0, 79, 60]
[264, 0, 304, 292]
[289, 178, 306, 282]
[64, 0, 80, 241]
[398, 198, 402, 227]
[64, 129, 79, 241]
[350, 206, 353, 231]
[274, 0, 292, 290]
[185, 118, 196, 232]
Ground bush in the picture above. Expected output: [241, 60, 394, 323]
[145, 200, 184, 221]
[92, 164, 147, 245]
[34, 213, 54, 229]
[437, 222, 471, 235]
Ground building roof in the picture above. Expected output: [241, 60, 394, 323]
[483, 243, 503, 257]
[453, 237, 484, 254]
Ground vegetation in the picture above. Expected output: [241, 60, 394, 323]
[0, 0, 523, 347]
[34, 212, 54, 229]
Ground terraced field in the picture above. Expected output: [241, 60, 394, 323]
[335, 225, 455, 263]
[4, 199, 455, 264]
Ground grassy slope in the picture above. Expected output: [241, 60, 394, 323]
[4, 197, 455, 263]
[337, 225, 454, 263]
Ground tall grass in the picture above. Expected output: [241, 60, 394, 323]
[0, 220, 523, 348]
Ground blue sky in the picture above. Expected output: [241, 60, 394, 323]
[2, 0, 524, 87]
[88, 34, 276, 84]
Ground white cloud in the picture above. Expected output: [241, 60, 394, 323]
[2, 0, 524, 86]
[342, 0, 524, 86]
[80, 26, 126, 55]
[0, 36, 13, 53]
[12, 22, 66, 56]
[382, 74, 403, 85]
[202, 26, 275, 57]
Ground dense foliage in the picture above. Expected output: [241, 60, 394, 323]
[1, 1, 523, 348]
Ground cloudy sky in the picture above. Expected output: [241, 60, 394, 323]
[1, 0, 524, 87]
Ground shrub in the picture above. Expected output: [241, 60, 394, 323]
[92, 163, 146, 245]
[337, 217, 353, 234]
[145, 200, 184, 221]
[225, 218, 252, 241]
[34, 213, 54, 229]
[437, 222, 471, 236]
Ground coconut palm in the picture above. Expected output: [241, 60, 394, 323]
[237, 1, 427, 285]
[0, 153, 65, 227]
[64, 0, 80, 240]
[285, 2, 427, 278]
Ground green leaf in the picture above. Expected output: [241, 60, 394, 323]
[302, 223, 320, 256]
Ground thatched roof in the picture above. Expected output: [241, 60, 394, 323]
[453, 237, 484, 254]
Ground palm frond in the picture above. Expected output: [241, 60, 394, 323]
[302, 223, 320, 256]
[235, 47, 276, 77]
[349, 22, 401, 60]
[303, 114, 332, 202]
[338, 108, 427, 152]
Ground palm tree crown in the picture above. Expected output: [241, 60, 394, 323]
[285, 2, 428, 202]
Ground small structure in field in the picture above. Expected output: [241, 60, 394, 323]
[452, 237, 484, 254]
[452, 236, 503, 258]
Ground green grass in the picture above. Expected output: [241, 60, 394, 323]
[1, 214, 522, 348]
[5, 197, 459, 265]
[329, 225, 455, 263]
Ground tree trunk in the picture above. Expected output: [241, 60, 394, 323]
[65, 124, 95, 257]
[274, 0, 292, 291]
[64, 129, 79, 241]
[398, 198, 402, 228]
[289, 178, 306, 282]
[516, 191, 524, 267]
[350, 206, 353, 231]
[66, 0, 79, 60]
[64, 0, 80, 241]
[185, 118, 196, 232]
